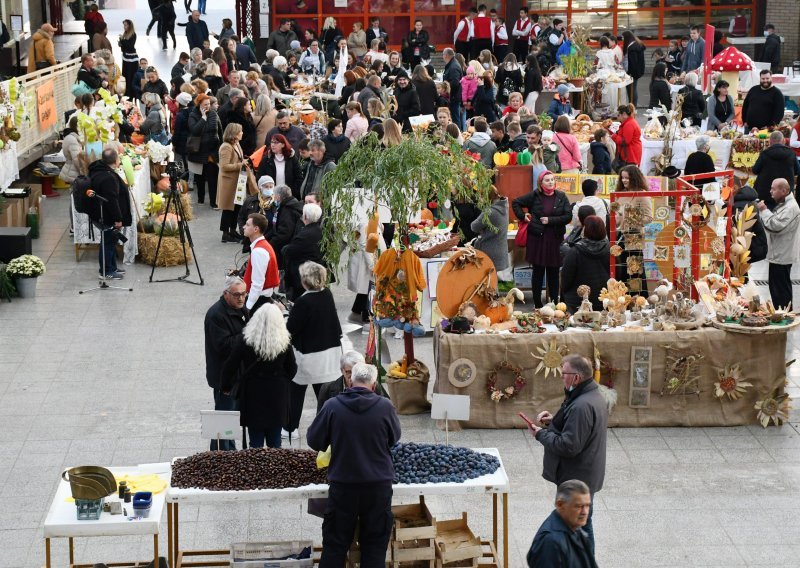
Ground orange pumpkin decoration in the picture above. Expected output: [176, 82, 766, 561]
[420, 208, 435, 222]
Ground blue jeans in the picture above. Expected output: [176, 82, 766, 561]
[197, 0, 206, 13]
[99, 228, 118, 275]
[210, 388, 238, 451]
[248, 427, 282, 448]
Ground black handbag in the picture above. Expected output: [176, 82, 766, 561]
[34, 41, 51, 70]
[186, 134, 201, 154]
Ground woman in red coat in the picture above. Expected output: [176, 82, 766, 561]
[611, 104, 642, 170]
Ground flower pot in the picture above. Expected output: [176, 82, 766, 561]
[15, 276, 37, 298]
[570, 78, 585, 88]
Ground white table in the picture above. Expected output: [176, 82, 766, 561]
[166, 448, 510, 568]
[72, 157, 149, 264]
[0, 141, 20, 190]
[43, 464, 170, 568]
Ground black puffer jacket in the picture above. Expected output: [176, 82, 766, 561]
[267, 196, 304, 268]
[560, 237, 611, 313]
[392, 82, 421, 132]
[172, 106, 192, 155]
[732, 185, 768, 264]
[186, 107, 222, 163]
[87, 160, 132, 227]
[753, 143, 800, 209]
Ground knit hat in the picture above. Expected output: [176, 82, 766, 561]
[542, 129, 554, 140]
[394, 68, 409, 80]
[557, 84, 570, 97]
[290, 40, 301, 51]
[176, 92, 192, 107]
[258, 175, 275, 188]
[195, 93, 210, 106]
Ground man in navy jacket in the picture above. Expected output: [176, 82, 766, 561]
[308, 363, 401, 568]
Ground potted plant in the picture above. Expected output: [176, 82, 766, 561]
[561, 53, 589, 87]
[6, 254, 46, 298]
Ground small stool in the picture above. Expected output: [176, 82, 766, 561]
[34, 171, 60, 198]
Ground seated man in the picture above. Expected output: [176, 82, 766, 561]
[316, 351, 365, 412]
[527, 480, 598, 568]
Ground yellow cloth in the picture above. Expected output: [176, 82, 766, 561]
[374, 248, 426, 302]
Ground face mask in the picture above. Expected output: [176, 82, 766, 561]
[262, 188, 273, 197]
[764, 31, 769, 37]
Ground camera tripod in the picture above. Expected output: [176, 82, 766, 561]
[148, 161, 204, 285]
[79, 199, 133, 294]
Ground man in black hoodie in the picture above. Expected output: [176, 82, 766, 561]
[308, 363, 401, 568]
[87, 148, 132, 279]
[752, 130, 800, 210]
[742, 70, 785, 131]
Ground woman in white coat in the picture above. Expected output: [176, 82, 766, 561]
[347, 210, 386, 328]
[61, 116, 83, 185]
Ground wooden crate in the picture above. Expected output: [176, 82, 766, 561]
[392, 496, 436, 567]
[434, 513, 482, 566]
[435, 541, 500, 568]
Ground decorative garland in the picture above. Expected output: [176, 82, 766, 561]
[486, 360, 526, 402]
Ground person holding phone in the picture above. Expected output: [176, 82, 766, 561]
[524, 354, 609, 554]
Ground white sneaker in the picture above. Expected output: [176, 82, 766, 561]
[361, 323, 371, 335]
[393, 328, 404, 339]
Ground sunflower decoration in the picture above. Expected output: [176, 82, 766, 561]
[531, 338, 569, 379]
[714, 364, 753, 401]
[754, 391, 791, 428]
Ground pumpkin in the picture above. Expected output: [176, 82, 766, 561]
[484, 302, 511, 324]
[154, 212, 180, 236]
[508, 151, 517, 165]
[420, 208, 434, 222]
[518, 149, 532, 165]
[493, 152, 509, 166]
[556, 302, 567, 312]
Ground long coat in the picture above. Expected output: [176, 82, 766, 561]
[28, 28, 56, 73]
[203, 296, 248, 389]
[217, 142, 256, 211]
[282, 221, 325, 299]
[220, 335, 296, 431]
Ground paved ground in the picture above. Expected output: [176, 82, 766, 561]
[4, 7, 800, 567]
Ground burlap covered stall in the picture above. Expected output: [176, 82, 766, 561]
[434, 327, 787, 428]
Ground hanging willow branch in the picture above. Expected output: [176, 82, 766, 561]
[319, 132, 495, 276]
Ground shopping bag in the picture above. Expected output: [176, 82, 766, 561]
[514, 221, 529, 247]
[233, 169, 248, 206]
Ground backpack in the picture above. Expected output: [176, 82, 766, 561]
[71, 175, 94, 216]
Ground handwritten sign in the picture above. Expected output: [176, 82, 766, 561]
[36, 80, 56, 131]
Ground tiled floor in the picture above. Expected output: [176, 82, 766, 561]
[5, 7, 800, 566]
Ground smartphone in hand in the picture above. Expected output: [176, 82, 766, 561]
[518, 412, 535, 428]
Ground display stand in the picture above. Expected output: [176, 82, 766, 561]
[43, 465, 170, 568]
[165, 448, 510, 568]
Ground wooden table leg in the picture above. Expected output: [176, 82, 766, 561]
[175, 502, 180, 566]
[503, 493, 509, 568]
[154, 533, 159, 567]
[68, 537, 74, 565]
[167, 503, 173, 568]
[45, 538, 51, 568]
[492, 494, 498, 549]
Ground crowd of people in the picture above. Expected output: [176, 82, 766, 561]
[35, 5, 800, 565]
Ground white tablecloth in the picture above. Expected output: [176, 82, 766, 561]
[72, 158, 150, 264]
[639, 137, 732, 175]
[44, 464, 169, 538]
[0, 141, 20, 189]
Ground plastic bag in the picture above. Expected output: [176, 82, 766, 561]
[316, 445, 331, 469]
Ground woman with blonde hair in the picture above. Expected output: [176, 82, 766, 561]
[382, 117, 402, 147]
[218, 122, 257, 242]
[367, 97, 385, 127]
[347, 21, 368, 58]
[252, 94, 276, 146]
[344, 101, 369, 142]
[285, 261, 342, 436]
[203, 59, 224, 93]
[221, 302, 296, 448]
[321, 17, 342, 63]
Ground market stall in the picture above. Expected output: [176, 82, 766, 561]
[640, 137, 732, 174]
[434, 325, 787, 429]
[166, 448, 510, 568]
[43, 464, 169, 568]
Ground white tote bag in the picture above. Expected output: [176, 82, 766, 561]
[233, 169, 248, 206]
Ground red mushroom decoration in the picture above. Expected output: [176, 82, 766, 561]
[710, 46, 753, 101]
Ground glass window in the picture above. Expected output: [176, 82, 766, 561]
[571, 12, 613, 37]
[571, 0, 612, 8]
[292, 17, 321, 38]
[661, 10, 705, 39]
[414, 0, 457, 12]
[369, 0, 411, 12]
[416, 15, 457, 44]
[710, 0, 752, 4]
[375, 17, 411, 45]
[275, 0, 315, 14]
[709, 8, 752, 35]
[616, 0, 658, 9]
[322, 0, 366, 13]
[616, 10, 661, 40]
[664, 0, 705, 5]
[534, 0, 569, 9]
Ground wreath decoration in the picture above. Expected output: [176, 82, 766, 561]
[680, 194, 711, 229]
[487, 360, 526, 402]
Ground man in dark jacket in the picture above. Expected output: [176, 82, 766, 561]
[392, 69, 421, 132]
[268, 185, 304, 269]
[316, 351, 364, 413]
[185, 10, 209, 50]
[526, 354, 608, 553]
[307, 363, 401, 568]
[87, 148, 130, 279]
[203, 276, 248, 450]
[264, 111, 306, 148]
[752, 131, 800, 209]
[266, 19, 298, 57]
[282, 203, 324, 300]
[527, 480, 598, 568]
[357, 76, 384, 120]
[442, 48, 463, 128]
[732, 182, 767, 266]
[761, 24, 782, 74]
[299, 140, 336, 199]
[77, 53, 105, 91]
[742, 70, 785, 131]
[233, 36, 257, 71]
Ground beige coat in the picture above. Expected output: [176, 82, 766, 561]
[252, 111, 276, 148]
[217, 142, 257, 211]
[347, 30, 367, 57]
[27, 29, 56, 73]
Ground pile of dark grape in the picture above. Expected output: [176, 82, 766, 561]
[391, 443, 500, 484]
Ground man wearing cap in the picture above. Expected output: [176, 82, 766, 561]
[28, 23, 58, 72]
[547, 84, 573, 124]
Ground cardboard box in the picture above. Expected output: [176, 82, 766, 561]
[513, 266, 532, 288]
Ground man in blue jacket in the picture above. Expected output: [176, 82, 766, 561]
[307, 363, 401, 568]
[527, 480, 598, 568]
[681, 25, 705, 73]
